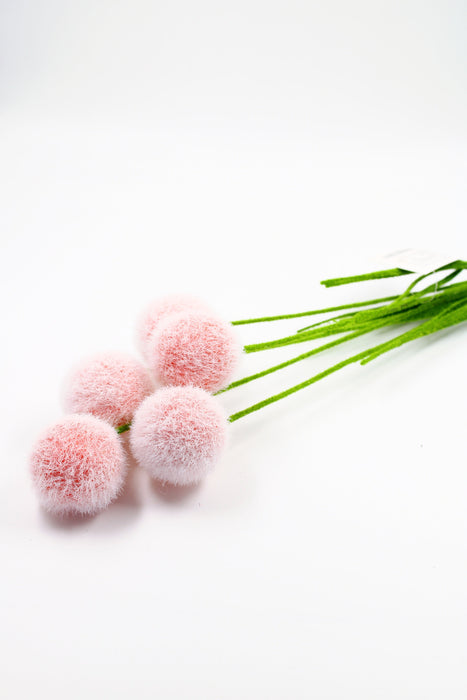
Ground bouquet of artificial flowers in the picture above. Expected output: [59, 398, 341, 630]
[30, 253, 467, 517]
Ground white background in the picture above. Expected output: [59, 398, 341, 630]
[1, 2, 466, 698]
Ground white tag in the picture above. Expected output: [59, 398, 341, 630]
[373, 249, 457, 275]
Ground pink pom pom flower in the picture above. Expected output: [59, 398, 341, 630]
[30, 414, 127, 516]
[148, 311, 241, 393]
[63, 352, 153, 428]
[130, 386, 228, 486]
[136, 294, 209, 363]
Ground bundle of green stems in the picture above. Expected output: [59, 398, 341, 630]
[220, 261, 467, 422]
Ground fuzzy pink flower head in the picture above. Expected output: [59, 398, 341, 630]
[130, 386, 228, 486]
[63, 352, 153, 428]
[136, 294, 209, 363]
[30, 414, 127, 516]
[149, 311, 241, 393]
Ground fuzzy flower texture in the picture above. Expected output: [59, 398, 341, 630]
[30, 294, 239, 516]
[33, 260, 467, 517]
[31, 415, 127, 516]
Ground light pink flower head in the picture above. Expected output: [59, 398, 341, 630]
[30, 414, 127, 516]
[130, 386, 228, 486]
[148, 311, 241, 393]
[136, 294, 209, 363]
[63, 352, 153, 428]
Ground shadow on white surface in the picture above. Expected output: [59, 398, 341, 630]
[150, 479, 202, 503]
[39, 507, 96, 531]
[38, 455, 143, 533]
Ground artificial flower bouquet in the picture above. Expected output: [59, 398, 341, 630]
[30, 253, 467, 516]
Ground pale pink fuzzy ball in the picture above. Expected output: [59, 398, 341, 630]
[136, 294, 209, 363]
[63, 353, 153, 428]
[30, 414, 127, 516]
[130, 387, 228, 486]
[149, 312, 241, 392]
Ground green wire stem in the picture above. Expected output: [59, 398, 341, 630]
[114, 260, 467, 429]
[228, 299, 467, 422]
[230, 263, 466, 328]
[243, 281, 467, 353]
[321, 267, 412, 287]
[230, 294, 402, 326]
[296, 270, 461, 334]
[320, 260, 466, 288]
[215, 330, 367, 395]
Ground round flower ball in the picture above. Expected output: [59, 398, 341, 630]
[149, 311, 241, 393]
[30, 414, 127, 516]
[136, 294, 209, 363]
[130, 386, 228, 486]
[63, 353, 153, 428]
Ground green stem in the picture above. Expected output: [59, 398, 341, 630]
[361, 299, 467, 365]
[229, 299, 467, 423]
[244, 282, 467, 353]
[297, 274, 463, 334]
[231, 268, 465, 328]
[320, 261, 467, 289]
[297, 308, 382, 333]
[231, 294, 402, 326]
[415, 268, 460, 296]
[216, 330, 367, 395]
[222, 305, 421, 394]
[379, 268, 460, 314]
[229, 348, 373, 422]
[116, 422, 131, 434]
[438, 260, 467, 271]
[243, 305, 419, 353]
[321, 267, 412, 288]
